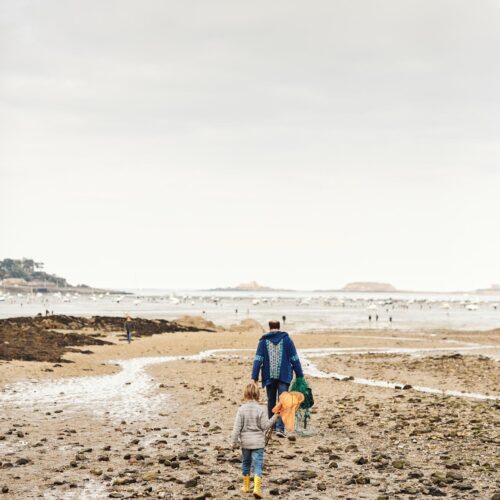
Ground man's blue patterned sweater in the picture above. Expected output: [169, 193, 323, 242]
[251, 331, 303, 387]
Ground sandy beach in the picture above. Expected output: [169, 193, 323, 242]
[0, 317, 499, 499]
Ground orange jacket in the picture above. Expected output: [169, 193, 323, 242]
[272, 391, 305, 432]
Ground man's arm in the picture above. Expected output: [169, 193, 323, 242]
[251, 341, 264, 382]
[289, 338, 304, 378]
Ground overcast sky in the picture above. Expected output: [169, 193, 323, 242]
[1, 1, 499, 291]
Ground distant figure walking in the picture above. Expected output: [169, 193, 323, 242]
[368, 315, 372, 321]
[282, 315, 286, 325]
[125, 316, 133, 343]
[251, 320, 303, 437]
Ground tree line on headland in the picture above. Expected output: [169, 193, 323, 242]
[0, 258, 69, 287]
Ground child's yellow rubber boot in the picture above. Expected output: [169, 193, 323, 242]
[253, 475, 262, 498]
[241, 475, 251, 493]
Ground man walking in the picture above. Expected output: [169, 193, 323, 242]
[125, 315, 133, 344]
[251, 320, 304, 437]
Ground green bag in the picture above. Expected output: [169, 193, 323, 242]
[290, 377, 314, 432]
[290, 376, 314, 410]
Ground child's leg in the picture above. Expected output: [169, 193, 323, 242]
[241, 448, 252, 476]
[251, 448, 264, 477]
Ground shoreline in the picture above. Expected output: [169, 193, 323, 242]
[0, 317, 499, 499]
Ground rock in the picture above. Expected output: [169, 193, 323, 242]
[347, 474, 370, 485]
[113, 477, 136, 485]
[400, 485, 419, 494]
[427, 486, 447, 496]
[491, 494, 500, 500]
[15, 458, 30, 466]
[97, 455, 109, 462]
[295, 470, 317, 480]
[408, 471, 424, 479]
[402, 384, 412, 390]
[328, 461, 338, 468]
[185, 477, 199, 488]
[454, 483, 473, 490]
[269, 488, 280, 495]
[446, 471, 463, 481]
[354, 456, 368, 465]
[317, 482, 327, 491]
[1, 486, 8, 494]
[142, 471, 157, 481]
[431, 471, 446, 484]
[392, 459, 406, 469]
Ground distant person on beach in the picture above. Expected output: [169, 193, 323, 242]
[368, 315, 372, 321]
[282, 315, 286, 325]
[231, 383, 279, 498]
[125, 316, 133, 343]
[251, 320, 303, 437]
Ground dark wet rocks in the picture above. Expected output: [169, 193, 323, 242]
[293, 470, 318, 480]
[391, 459, 407, 469]
[14, 458, 31, 466]
[347, 473, 370, 485]
[184, 477, 200, 488]
[425, 486, 447, 496]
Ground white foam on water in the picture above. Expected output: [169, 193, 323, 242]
[0, 349, 244, 422]
[300, 349, 499, 401]
[43, 479, 108, 500]
[0, 342, 497, 422]
[0, 440, 28, 455]
[300, 344, 498, 358]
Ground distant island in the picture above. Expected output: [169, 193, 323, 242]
[476, 284, 500, 294]
[209, 280, 290, 292]
[0, 258, 125, 294]
[341, 281, 398, 292]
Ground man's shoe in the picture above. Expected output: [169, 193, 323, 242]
[275, 429, 286, 438]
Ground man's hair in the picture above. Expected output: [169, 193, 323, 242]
[269, 320, 280, 330]
[243, 383, 260, 402]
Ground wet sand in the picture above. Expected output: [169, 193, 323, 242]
[0, 321, 499, 499]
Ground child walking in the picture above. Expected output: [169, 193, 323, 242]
[231, 383, 278, 498]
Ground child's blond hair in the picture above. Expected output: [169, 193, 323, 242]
[243, 382, 260, 402]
